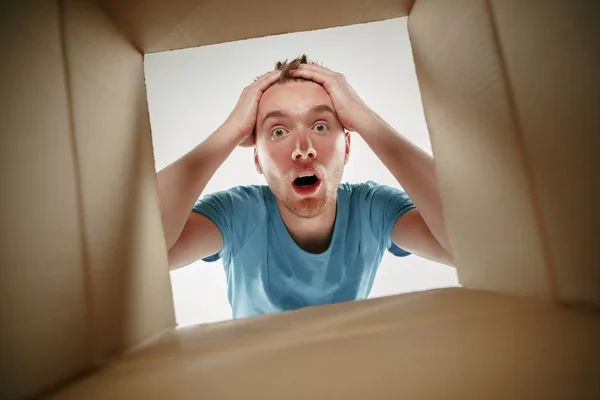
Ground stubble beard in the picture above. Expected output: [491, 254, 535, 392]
[267, 162, 344, 220]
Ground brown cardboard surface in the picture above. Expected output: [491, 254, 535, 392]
[0, 3, 88, 400]
[409, 0, 600, 306]
[1, 1, 175, 398]
[3, 0, 600, 398]
[99, 0, 415, 54]
[52, 288, 600, 399]
[491, 0, 600, 304]
[409, 0, 551, 298]
[62, 0, 175, 361]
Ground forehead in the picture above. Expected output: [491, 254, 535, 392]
[257, 81, 333, 120]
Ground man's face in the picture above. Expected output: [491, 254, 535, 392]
[254, 80, 350, 218]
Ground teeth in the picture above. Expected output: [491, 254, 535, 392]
[297, 173, 316, 178]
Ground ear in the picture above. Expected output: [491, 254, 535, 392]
[344, 130, 351, 165]
[254, 147, 263, 174]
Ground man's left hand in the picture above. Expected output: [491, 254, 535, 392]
[290, 64, 376, 134]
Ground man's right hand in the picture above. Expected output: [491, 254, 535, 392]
[158, 71, 280, 264]
[223, 70, 281, 147]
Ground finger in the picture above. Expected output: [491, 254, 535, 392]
[253, 69, 277, 82]
[296, 64, 339, 78]
[297, 63, 336, 73]
[250, 71, 281, 96]
[252, 70, 281, 90]
[289, 66, 332, 86]
[255, 69, 279, 81]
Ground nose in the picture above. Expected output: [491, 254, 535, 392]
[291, 136, 317, 161]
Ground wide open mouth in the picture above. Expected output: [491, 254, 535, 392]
[292, 173, 322, 196]
[294, 174, 319, 187]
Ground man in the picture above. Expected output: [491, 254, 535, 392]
[157, 55, 453, 319]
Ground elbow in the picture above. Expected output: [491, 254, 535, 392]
[442, 254, 455, 268]
[434, 248, 455, 267]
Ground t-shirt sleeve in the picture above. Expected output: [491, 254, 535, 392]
[192, 185, 265, 262]
[360, 181, 416, 257]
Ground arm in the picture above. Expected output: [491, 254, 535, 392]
[157, 127, 240, 270]
[157, 127, 238, 251]
[290, 64, 453, 266]
[358, 116, 453, 265]
[157, 70, 281, 268]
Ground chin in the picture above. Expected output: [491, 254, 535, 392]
[266, 172, 339, 218]
[285, 185, 336, 219]
[288, 197, 328, 219]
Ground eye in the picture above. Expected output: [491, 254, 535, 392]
[313, 123, 329, 133]
[271, 127, 288, 139]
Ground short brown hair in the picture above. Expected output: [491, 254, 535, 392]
[275, 54, 317, 82]
[254, 54, 318, 83]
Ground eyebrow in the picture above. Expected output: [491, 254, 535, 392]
[259, 104, 336, 127]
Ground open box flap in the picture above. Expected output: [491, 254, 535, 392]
[54, 288, 600, 399]
[98, 0, 415, 54]
[409, 0, 600, 304]
[2, 0, 599, 398]
[0, 2, 175, 398]
[0, 3, 89, 398]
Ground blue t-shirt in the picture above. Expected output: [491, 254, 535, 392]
[192, 181, 415, 319]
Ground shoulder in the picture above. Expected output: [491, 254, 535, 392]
[192, 185, 270, 226]
[339, 181, 415, 255]
[192, 185, 270, 259]
[339, 180, 406, 201]
[194, 184, 268, 208]
[340, 180, 415, 228]
[208, 184, 269, 200]
[337, 180, 377, 195]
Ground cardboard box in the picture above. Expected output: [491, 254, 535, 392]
[1, 0, 598, 398]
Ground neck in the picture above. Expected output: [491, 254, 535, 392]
[277, 198, 337, 254]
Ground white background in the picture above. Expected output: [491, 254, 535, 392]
[144, 17, 459, 327]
